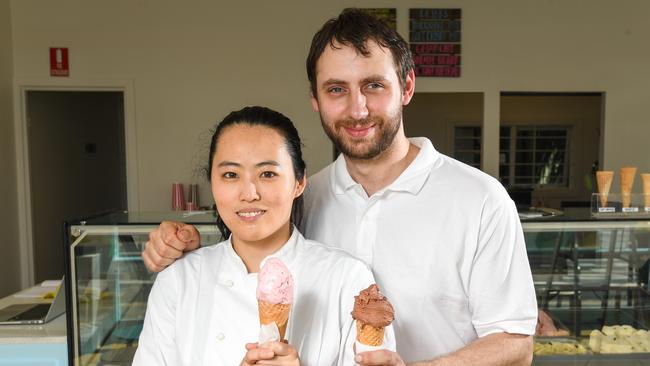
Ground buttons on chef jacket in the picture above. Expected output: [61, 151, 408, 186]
[216, 332, 225, 341]
[218, 278, 234, 287]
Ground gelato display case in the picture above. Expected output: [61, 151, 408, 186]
[64, 211, 221, 366]
[64, 210, 650, 365]
[522, 209, 650, 365]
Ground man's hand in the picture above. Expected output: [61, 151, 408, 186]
[241, 342, 300, 366]
[142, 221, 200, 272]
[355, 350, 406, 366]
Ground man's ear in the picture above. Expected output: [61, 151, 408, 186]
[402, 69, 416, 106]
[310, 91, 320, 112]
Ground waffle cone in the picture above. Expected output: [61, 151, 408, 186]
[596, 171, 614, 207]
[258, 301, 291, 341]
[642, 174, 650, 207]
[356, 320, 384, 347]
[620, 167, 637, 208]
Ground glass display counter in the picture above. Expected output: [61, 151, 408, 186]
[65, 209, 650, 365]
[522, 208, 650, 365]
[64, 211, 221, 366]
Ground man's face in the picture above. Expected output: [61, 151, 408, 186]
[310, 40, 414, 160]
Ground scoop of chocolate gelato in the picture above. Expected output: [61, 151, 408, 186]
[351, 284, 394, 327]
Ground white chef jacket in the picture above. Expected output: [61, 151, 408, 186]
[301, 137, 538, 363]
[133, 228, 395, 366]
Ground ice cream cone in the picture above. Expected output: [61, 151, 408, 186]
[596, 171, 614, 207]
[351, 284, 394, 349]
[257, 257, 293, 342]
[356, 320, 385, 346]
[620, 167, 637, 208]
[258, 300, 291, 341]
[641, 173, 650, 208]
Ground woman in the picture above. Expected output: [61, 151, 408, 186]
[133, 106, 394, 365]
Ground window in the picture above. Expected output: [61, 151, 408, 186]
[452, 125, 570, 188]
[500, 126, 570, 188]
[453, 126, 481, 169]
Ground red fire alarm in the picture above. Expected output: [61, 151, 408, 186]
[49, 47, 69, 77]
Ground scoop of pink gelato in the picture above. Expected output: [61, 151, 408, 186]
[257, 257, 294, 304]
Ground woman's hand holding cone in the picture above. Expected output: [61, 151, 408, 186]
[241, 342, 300, 366]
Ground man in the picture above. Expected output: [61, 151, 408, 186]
[143, 9, 537, 366]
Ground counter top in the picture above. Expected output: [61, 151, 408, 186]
[0, 284, 67, 344]
[519, 207, 650, 223]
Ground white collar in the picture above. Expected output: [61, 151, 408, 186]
[332, 137, 440, 196]
[223, 225, 302, 274]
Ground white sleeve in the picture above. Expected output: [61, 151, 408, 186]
[132, 266, 182, 365]
[336, 261, 396, 366]
[469, 195, 538, 337]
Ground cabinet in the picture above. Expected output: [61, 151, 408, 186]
[0, 285, 67, 365]
[523, 209, 650, 365]
[64, 211, 221, 366]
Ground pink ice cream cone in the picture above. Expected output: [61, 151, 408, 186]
[257, 257, 293, 341]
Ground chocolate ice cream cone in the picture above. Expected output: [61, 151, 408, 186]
[356, 321, 384, 346]
[351, 284, 394, 349]
[596, 171, 614, 207]
[258, 300, 291, 341]
[620, 167, 637, 208]
[641, 173, 650, 208]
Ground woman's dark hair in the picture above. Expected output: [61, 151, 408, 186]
[306, 8, 414, 97]
[207, 106, 306, 239]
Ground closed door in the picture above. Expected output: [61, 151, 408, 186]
[27, 90, 127, 282]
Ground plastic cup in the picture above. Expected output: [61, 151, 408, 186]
[172, 182, 186, 211]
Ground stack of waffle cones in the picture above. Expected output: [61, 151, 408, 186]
[258, 301, 291, 341]
[620, 167, 637, 208]
[596, 171, 614, 208]
[642, 174, 650, 208]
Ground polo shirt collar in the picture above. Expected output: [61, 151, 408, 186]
[332, 137, 440, 196]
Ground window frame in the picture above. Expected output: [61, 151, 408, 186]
[500, 124, 571, 189]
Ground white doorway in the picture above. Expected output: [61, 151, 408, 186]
[14, 85, 139, 286]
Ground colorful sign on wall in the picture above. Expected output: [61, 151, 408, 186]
[409, 9, 461, 77]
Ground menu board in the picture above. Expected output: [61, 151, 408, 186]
[409, 8, 462, 77]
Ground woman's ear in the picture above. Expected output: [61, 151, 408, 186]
[294, 174, 307, 198]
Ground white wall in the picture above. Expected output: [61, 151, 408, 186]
[10, 1, 337, 212]
[5, 0, 648, 288]
[10, 1, 650, 212]
[0, 0, 20, 297]
[404, 92, 484, 155]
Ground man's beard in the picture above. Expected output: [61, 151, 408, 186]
[320, 108, 402, 160]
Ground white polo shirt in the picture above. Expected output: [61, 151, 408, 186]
[301, 137, 537, 363]
[133, 229, 395, 365]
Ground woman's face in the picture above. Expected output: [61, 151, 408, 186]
[211, 124, 305, 247]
